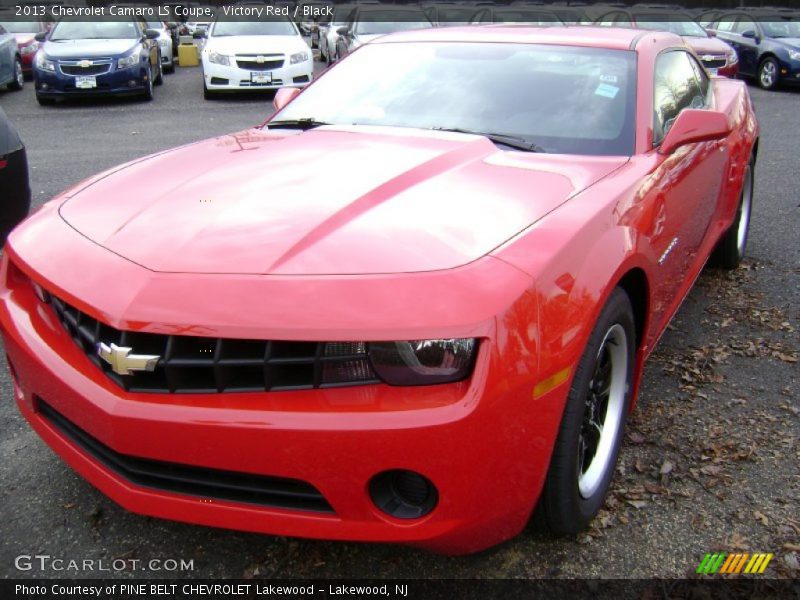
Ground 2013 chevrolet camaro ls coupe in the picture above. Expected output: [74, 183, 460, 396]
[0, 27, 758, 554]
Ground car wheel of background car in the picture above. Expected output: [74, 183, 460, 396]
[142, 66, 154, 101]
[536, 287, 635, 535]
[154, 59, 163, 86]
[757, 57, 779, 90]
[35, 93, 55, 106]
[711, 155, 755, 270]
[8, 57, 24, 91]
[165, 57, 175, 74]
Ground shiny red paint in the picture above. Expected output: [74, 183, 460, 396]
[0, 27, 758, 554]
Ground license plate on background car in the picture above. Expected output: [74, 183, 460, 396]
[708, 68, 718, 75]
[75, 76, 96, 89]
[251, 72, 272, 84]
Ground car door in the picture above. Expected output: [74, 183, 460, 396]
[647, 50, 728, 323]
[0, 24, 13, 86]
[730, 16, 761, 75]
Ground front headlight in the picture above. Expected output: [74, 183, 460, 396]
[369, 339, 478, 385]
[290, 51, 309, 65]
[117, 53, 139, 69]
[207, 51, 230, 66]
[35, 53, 55, 72]
[20, 42, 39, 55]
[788, 49, 800, 62]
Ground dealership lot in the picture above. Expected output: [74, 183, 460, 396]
[0, 62, 798, 578]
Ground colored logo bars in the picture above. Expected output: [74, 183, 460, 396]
[697, 552, 773, 575]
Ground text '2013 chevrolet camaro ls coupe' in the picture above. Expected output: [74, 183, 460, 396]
[0, 26, 758, 555]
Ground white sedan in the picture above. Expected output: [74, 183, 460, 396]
[201, 18, 313, 99]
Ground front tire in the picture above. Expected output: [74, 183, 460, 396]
[8, 57, 23, 91]
[537, 288, 635, 535]
[711, 156, 755, 269]
[141, 65, 154, 101]
[757, 57, 779, 90]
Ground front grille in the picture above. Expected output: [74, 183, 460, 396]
[236, 57, 284, 71]
[46, 294, 380, 394]
[36, 398, 334, 513]
[700, 56, 727, 69]
[60, 63, 112, 76]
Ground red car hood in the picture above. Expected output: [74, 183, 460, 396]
[59, 127, 627, 275]
[684, 35, 732, 56]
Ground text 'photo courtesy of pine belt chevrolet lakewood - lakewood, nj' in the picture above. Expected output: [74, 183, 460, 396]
[2, 0, 799, 568]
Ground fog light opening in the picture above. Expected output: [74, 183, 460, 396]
[369, 470, 438, 519]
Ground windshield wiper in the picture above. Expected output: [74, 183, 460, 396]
[431, 127, 546, 152]
[265, 118, 333, 131]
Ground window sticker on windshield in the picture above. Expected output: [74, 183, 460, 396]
[599, 74, 618, 83]
[595, 83, 619, 99]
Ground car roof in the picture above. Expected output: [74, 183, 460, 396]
[373, 24, 679, 51]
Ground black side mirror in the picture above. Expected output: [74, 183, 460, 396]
[741, 30, 758, 41]
[35, 31, 47, 42]
[144, 29, 160, 40]
[336, 26, 350, 36]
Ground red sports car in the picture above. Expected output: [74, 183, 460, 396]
[0, 26, 758, 555]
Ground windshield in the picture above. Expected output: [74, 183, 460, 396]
[0, 20, 40, 33]
[354, 12, 432, 35]
[50, 21, 140, 41]
[145, 21, 165, 30]
[210, 19, 297, 37]
[634, 15, 708, 37]
[762, 20, 800, 38]
[271, 42, 636, 155]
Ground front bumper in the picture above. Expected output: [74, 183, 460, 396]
[202, 58, 313, 91]
[778, 58, 800, 84]
[0, 223, 564, 554]
[33, 63, 151, 97]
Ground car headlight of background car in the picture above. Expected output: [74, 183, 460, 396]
[207, 51, 230, 66]
[290, 51, 310, 65]
[788, 49, 800, 62]
[117, 53, 140, 69]
[35, 53, 55, 71]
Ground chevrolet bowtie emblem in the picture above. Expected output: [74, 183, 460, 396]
[78, 60, 93, 68]
[97, 342, 160, 376]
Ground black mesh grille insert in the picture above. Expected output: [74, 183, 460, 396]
[46, 294, 379, 394]
[36, 398, 334, 513]
[60, 64, 111, 76]
[236, 58, 284, 71]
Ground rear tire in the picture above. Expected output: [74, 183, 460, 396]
[710, 156, 755, 269]
[536, 288, 635, 535]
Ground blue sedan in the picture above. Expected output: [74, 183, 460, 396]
[33, 20, 163, 105]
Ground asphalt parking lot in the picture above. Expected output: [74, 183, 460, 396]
[0, 62, 798, 580]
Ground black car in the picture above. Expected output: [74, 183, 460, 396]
[708, 12, 800, 90]
[0, 107, 31, 245]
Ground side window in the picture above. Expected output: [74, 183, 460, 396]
[733, 18, 757, 35]
[653, 51, 707, 146]
[715, 16, 737, 33]
[0, 25, 6, 35]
